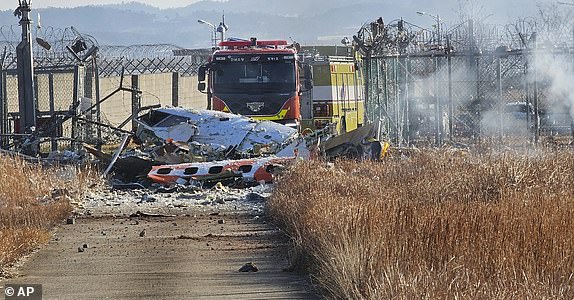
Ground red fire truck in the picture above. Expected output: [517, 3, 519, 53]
[197, 38, 310, 128]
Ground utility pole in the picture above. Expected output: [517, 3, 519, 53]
[197, 19, 217, 48]
[199, 12, 229, 49]
[15, 0, 37, 155]
[417, 11, 442, 46]
[216, 12, 229, 45]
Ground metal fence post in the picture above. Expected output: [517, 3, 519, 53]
[447, 37, 454, 141]
[365, 55, 371, 122]
[403, 56, 410, 146]
[525, 52, 532, 139]
[131, 74, 140, 130]
[475, 56, 481, 140]
[84, 62, 95, 144]
[15, 1, 36, 144]
[94, 58, 102, 150]
[0, 71, 6, 148]
[533, 49, 540, 144]
[393, 57, 400, 145]
[72, 65, 80, 150]
[496, 55, 504, 144]
[48, 73, 57, 151]
[384, 59, 394, 142]
[434, 56, 441, 146]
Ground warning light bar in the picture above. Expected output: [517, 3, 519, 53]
[219, 39, 289, 49]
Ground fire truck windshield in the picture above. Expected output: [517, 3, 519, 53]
[212, 59, 296, 94]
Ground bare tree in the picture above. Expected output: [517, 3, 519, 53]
[533, 2, 574, 46]
[455, 0, 488, 23]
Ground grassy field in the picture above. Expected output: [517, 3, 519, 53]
[0, 155, 92, 277]
[269, 150, 574, 299]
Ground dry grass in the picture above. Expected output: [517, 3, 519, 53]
[0, 155, 95, 276]
[269, 149, 574, 299]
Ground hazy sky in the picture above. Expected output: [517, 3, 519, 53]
[0, 0, 562, 20]
[0, 0, 201, 10]
[0, 0, 561, 11]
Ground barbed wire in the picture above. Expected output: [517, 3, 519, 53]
[0, 24, 211, 76]
[354, 15, 574, 57]
[0, 25, 97, 58]
[99, 44, 184, 59]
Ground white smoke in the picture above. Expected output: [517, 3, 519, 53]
[533, 52, 574, 116]
[526, 1, 574, 132]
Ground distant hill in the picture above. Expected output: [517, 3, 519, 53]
[0, 0, 539, 48]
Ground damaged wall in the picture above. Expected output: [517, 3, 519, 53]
[98, 73, 206, 130]
[98, 75, 134, 127]
[179, 76, 207, 110]
[138, 73, 173, 110]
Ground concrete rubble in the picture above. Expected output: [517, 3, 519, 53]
[78, 182, 274, 217]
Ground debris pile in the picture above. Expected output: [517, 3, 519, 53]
[79, 181, 273, 217]
[134, 107, 300, 162]
[84, 108, 308, 185]
[83, 106, 383, 190]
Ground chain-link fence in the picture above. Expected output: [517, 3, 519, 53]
[1, 66, 83, 151]
[0, 24, 210, 154]
[365, 49, 573, 147]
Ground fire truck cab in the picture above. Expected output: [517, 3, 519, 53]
[198, 38, 364, 134]
[198, 38, 303, 128]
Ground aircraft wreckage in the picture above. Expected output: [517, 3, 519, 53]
[135, 107, 300, 159]
[85, 107, 382, 187]
[86, 107, 312, 184]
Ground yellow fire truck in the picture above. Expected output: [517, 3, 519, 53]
[198, 39, 365, 134]
[300, 55, 365, 134]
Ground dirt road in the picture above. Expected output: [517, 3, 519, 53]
[1, 204, 318, 299]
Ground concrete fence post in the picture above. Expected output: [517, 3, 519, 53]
[172, 72, 179, 107]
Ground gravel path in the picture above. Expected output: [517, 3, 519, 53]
[1, 184, 319, 299]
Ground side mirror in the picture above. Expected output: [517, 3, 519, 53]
[197, 82, 206, 92]
[198, 65, 207, 82]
